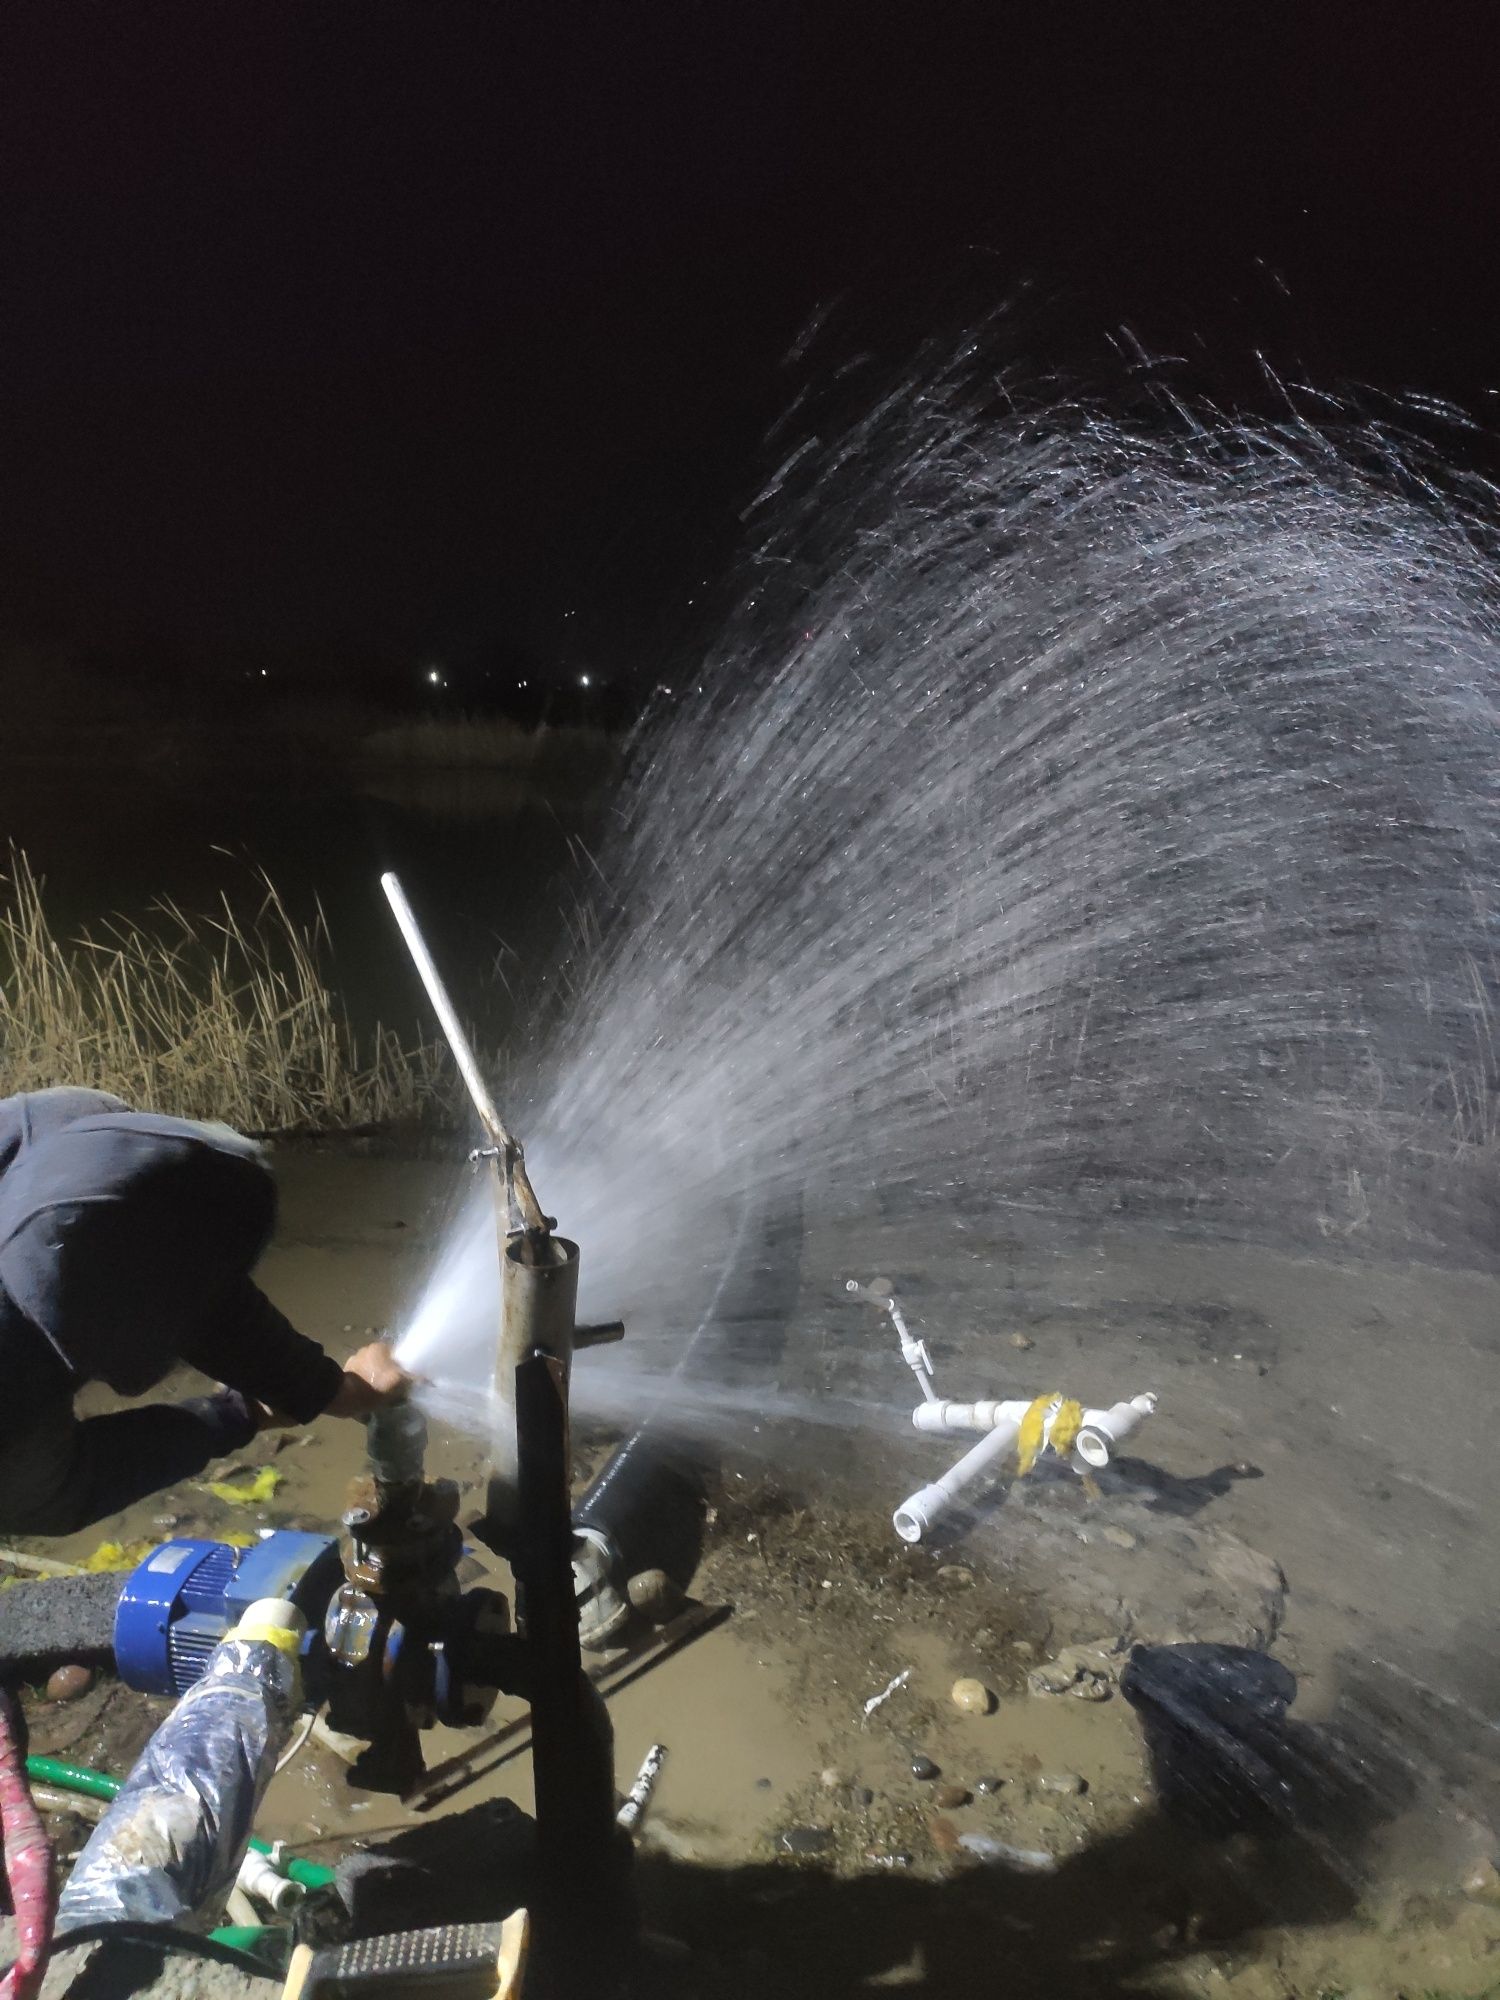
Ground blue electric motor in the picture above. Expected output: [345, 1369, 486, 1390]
[114, 1531, 340, 1698]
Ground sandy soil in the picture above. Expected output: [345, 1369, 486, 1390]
[7, 1145, 1500, 1999]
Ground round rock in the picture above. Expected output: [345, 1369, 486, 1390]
[910, 1755, 939, 1782]
[46, 1663, 95, 1703]
[951, 1676, 994, 1716]
[626, 1568, 682, 1622]
[928, 1815, 961, 1854]
[778, 1825, 834, 1857]
[933, 1782, 970, 1810]
[1037, 1770, 1087, 1796]
[975, 1774, 1005, 1795]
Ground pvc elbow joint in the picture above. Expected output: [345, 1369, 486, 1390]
[1075, 1393, 1158, 1468]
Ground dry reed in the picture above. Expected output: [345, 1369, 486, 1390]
[0, 848, 449, 1134]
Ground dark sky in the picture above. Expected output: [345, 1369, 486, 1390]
[2, 4, 1497, 697]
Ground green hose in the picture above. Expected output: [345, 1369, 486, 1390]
[24, 1754, 338, 1890]
[207, 1923, 290, 1968]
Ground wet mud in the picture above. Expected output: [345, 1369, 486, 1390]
[6, 1146, 1500, 1998]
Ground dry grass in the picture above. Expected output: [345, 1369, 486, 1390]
[0, 848, 449, 1134]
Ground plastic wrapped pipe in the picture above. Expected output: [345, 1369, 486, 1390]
[0, 1689, 55, 2000]
[55, 1599, 304, 1934]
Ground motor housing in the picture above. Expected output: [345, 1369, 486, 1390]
[114, 1532, 339, 1697]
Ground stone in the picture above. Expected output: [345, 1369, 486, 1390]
[959, 1833, 1057, 1871]
[975, 1775, 1005, 1795]
[910, 1755, 939, 1781]
[1028, 1637, 1125, 1697]
[626, 1569, 682, 1622]
[45, 1663, 94, 1703]
[928, 1815, 961, 1854]
[1068, 1674, 1112, 1701]
[819, 1767, 846, 1791]
[1462, 1856, 1500, 1903]
[950, 1676, 994, 1715]
[1101, 1525, 1138, 1550]
[1008, 1332, 1034, 1350]
[933, 1782, 970, 1810]
[778, 1825, 834, 1857]
[755, 1777, 773, 1790]
[1037, 1771, 1087, 1796]
[936, 1565, 975, 1589]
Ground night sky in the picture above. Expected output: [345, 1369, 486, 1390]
[3, 5, 1497, 704]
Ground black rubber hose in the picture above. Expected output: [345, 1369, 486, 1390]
[5, 1921, 278, 1983]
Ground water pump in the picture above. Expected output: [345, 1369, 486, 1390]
[113, 1404, 519, 1793]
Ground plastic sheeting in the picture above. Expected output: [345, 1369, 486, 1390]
[54, 1633, 297, 1933]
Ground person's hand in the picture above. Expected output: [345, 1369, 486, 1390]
[325, 1340, 415, 1419]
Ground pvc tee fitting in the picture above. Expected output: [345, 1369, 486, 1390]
[237, 1846, 306, 1917]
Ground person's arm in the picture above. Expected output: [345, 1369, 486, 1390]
[178, 1277, 413, 1426]
[177, 1277, 344, 1422]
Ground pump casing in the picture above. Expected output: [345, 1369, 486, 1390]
[114, 1532, 339, 1698]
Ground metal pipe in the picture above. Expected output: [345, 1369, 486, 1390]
[379, 872, 509, 1142]
[379, 871, 545, 1235]
[485, 1234, 580, 1544]
[513, 1349, 630, 1989]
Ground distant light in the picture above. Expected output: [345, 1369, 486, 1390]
[260, 669, 268, 677]
[426, 668, 443, 686]
[579, 674, 591, 688]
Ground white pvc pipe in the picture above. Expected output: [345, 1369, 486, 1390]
[894, 1390, 1159, 1541]
[912, 1398, 1032, 1436]
[236, 1846, 305, 1917]
[893, 1414, 1026, 1542]
[1075, 1393, 1158, 1468]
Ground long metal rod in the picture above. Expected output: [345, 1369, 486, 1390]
[379, 870, 546, 1234]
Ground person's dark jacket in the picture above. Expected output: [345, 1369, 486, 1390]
[0, 1088, 343, 1527]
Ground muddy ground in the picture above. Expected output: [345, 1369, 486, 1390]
[6, 1145, 1500, 1999]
